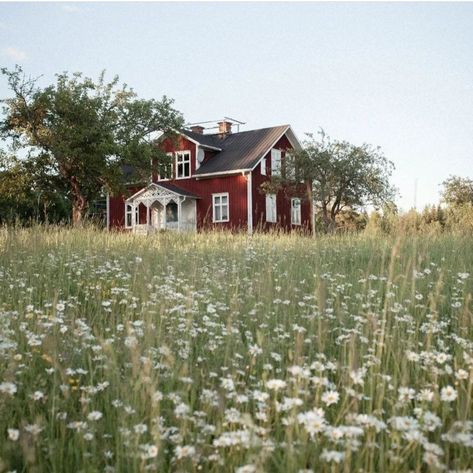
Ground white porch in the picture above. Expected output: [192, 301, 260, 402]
[125, 183, 198, 234]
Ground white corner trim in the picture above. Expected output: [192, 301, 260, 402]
[246, 172, 253, 235]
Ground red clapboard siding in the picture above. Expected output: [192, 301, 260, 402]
[252, 134, 311, 233]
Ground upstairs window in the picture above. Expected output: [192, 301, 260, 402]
[158, 153, 174, 180]
[260, 158, 267, 176]
[212, 193, 229, 223]
[266, 194, 277, 223]
[291, 198, 301, 225]
[176, 151, 191, 179]
[271, 149, 282, 177]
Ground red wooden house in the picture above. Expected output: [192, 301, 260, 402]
[107, 120, 311, 234]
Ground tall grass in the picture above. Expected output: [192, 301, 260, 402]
[0, 226, 472, 472]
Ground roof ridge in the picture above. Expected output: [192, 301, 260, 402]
[204, 124, 289, 137]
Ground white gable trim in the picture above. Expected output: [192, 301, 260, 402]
[154, 129, 223, 151]
[125, 183, 192, 203]
[250, 125, 302, 172]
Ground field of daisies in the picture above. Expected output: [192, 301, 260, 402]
[0, 226, 472, 472]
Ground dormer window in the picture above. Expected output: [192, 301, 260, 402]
[176, 151, 191, 179]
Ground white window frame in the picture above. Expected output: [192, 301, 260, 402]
[271, 149, 282, 177]
[260, 157, 266, 176]
[266, 193, 277, 223]
[158, 152, 174, 181]
[176, 151, 191, 179]
[291, 198, 301, 225]
[212, 192, 229, 223]
[125, 204, 139, 228]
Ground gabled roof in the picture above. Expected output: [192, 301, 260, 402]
[181, 125, 300, 177]
[126, 182, 200, 202]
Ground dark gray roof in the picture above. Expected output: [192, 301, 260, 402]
[182, 131, 223, 150]
[184, 125, 290, 175]
[156, 181, 200, 199]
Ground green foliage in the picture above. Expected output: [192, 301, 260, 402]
[0, 150, 70, 224]
[441, 175, 473, 207]
[282, 130, 396, 233]
[0, 66, 184, 224]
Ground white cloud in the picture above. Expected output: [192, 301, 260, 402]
[3, 47, 27, 62]
[61, 4, 82, 13]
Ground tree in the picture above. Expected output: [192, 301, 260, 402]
[274, 130, 396, 234]
[0, 66, 184, 225]
[0, 150, 70, 223]
[441, 175, 473, 207]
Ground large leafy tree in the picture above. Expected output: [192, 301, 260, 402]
[441, 175, 473, 207]
[0, 66, 184, 225]
[270, 130, 396, 234]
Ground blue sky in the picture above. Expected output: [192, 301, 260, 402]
[1, 1, 473, 210]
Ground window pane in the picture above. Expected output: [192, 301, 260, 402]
[221, 204, 228, 220]
[215, 206, 221, 221]
[221, 195, 228, 204]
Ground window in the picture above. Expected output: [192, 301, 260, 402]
[125, 204, 139, 228]
[260, 158, 266, 176]
[176, 151, 191, 179]
[291, 198, 301, 225]
[212, 193, 229, 223]
[271, 149, 282, 177]
[266, 194, 277, 223]
[158, 153, 174, 180]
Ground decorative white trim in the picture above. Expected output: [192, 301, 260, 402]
[246, 172, 253, 235]
[212, 192, 230, 223]
[195, 169, 251, 178]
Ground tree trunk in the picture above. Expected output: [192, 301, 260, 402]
[306, 180, 316, 237]
[72, 199, 87, 226]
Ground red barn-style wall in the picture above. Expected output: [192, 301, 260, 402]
[251, 134, 311, 233]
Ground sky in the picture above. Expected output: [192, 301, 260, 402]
[1, 1, 473, 210]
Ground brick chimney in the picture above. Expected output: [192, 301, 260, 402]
[190, 125, 205, 134]
[218, 120, 232, 134]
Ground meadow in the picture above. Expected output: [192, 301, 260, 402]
[0, 227, 472, 472]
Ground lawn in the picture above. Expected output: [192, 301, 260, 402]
[0, 227, 472, 472]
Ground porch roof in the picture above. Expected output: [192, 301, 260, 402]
[126, 182, 200, 204]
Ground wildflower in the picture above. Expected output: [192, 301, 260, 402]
[417, 389, 434, 402]
[440, 386, 457, 402]
[266, 379, 287, 391]
[320, 449, 345, 463]
[8, 428, 19, 441]
[87, 411, 103, 421]
[297, 408, 326, 437]
[24, 424, 43, 436]
[175, 445, 196, 460]
[398, 387, 416, 403]
[134, 424, 148, 434]
[321, 390, 340, 406]
[456, 369, 469, 381]
[140, 444, 158, 459]
[30, 391, 44, 401]
[0, 382, 17, 396]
